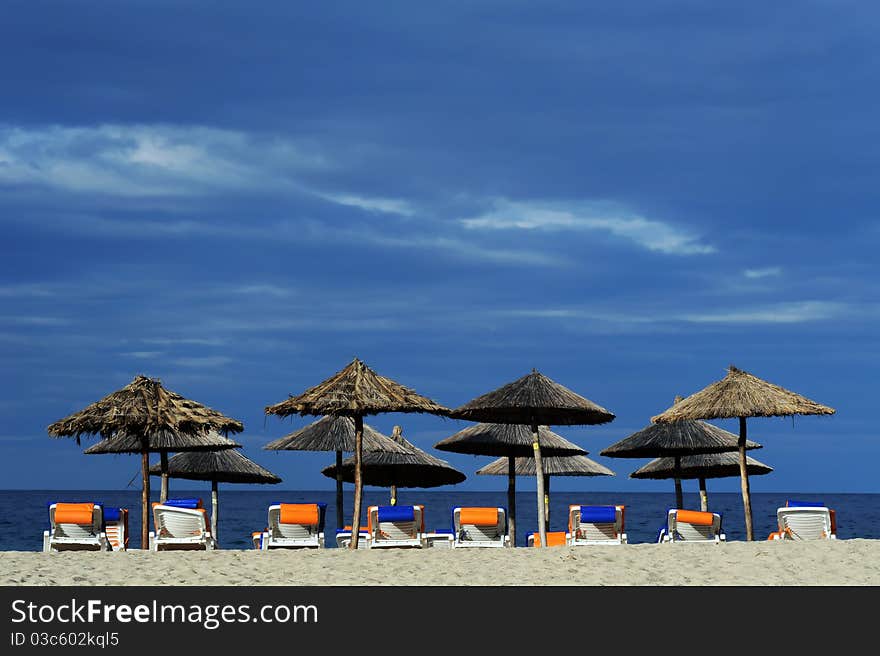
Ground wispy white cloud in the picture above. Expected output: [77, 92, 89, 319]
[0, 315, 70, 326]
[461, 198, 715, 255]
[141, 337, 228, 347]
[743, 267, 782, 279]
[0, 124, 328, 197]
[682, 301, 844, 324]
[0, 284, 55, 298]
[502, 300, 846, 326]
[226, 284, 295, 298]
[315, 192, 416, 216]
[170, 356, 234, 368]
[120, 351, 164, 359]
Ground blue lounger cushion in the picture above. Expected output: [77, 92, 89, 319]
[162, 498, 201, 509]
[377, 505, 415, 522]
[580, 506, 617, 524]
[103, 507, 122, 522]
[786, 500, 825, 508]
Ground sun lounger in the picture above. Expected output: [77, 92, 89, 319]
[658, 509, 725, 543]
[366, 505, 425, 548]
[768, 500, 837, 540]
[423, 528, 455, 548]
[567, 505, 627, 545]
[43, 502, 110, 552]
[335, 525, 371, 549]
[452, 506, 510, 548]
[262, 502, 327, 549]
[527, 531, 568, 547]
[149, 498, 216, 551]
[102, 507, 129, 551]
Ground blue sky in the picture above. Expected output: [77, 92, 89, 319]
[1, 2, 876, 494]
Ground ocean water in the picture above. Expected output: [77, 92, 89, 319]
[6, 489, 878, 551]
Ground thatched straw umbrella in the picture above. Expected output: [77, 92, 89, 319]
[265, 358, 450, 549]
[600, 397, 761, 511]
[149, 448, 281, 543]
[630, 452, 773, 512]
[321, 425, 465, 504]
[476, 453, 614, 531]
[435, 423, 586, 545]
[449, 370, 614, 548]
[49, 375, 244, 548]
[263, 415, 410, 528]
[651, 365, 835, 540]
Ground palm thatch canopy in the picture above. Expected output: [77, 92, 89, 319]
[600, 420, 761, 459]
[84, 429, 241, 454]
[47, 375, 244, 442]
[148, 449, 281, 484]
[434, 423, 587, 457]
[476, 454, 615, 477]
[450, 369, 614, 426]
[263, 415, 409, 454]
[630, 452, 773, 480]
[321, 426, 465, 488]
[264, 358, 451, 418]
[651, 365, 836, 423]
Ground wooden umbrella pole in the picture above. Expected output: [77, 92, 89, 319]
[211, 480, 219, 545]
[390, 485, 397, 506]
[532, 420, 547, 548]
[141, 450, 150, 550]
[507, 455, 516, 547]
[673, 456, 683, 509]
[739, 417, 754, 541]
[160, 451, 169, 503]
[350, 414, 364, 550]
[699, 477, 709, 512]
[335, 450, 344, 530]
[544, 474, 550, 533]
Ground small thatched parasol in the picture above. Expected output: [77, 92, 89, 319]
[265, 358, 450, 548]
[600, 396, 760, 511]
[49, 375, 244, 549]
[630, 452, 773, 512]
[435, 423, 586, 545]
[263, 415, 411, 528]
[149, 448, 281, 543]
[449, 369, 614, 548]
[651, 365, 835, 540]
[321, 425, 465, 504]
[476, 453, 614, 531]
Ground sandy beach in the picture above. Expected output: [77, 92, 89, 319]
[3, 539, 879, 586]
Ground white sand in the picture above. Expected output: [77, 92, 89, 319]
[3, 539, 879, 586]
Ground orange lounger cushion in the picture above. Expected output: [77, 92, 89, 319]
[532, 531, 567, 547]
[280, 504, 319, 525]
[675, 509, 715, 526]
[54, 503, 95, 525]
[458, 507, 499, 526]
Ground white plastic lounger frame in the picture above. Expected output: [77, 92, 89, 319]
[262, 504, 325, 549]
[335, 528, 371, 549]
[43, 503, 110, 552]
[149, 504, 216, 551]
[567, 505, 628, 545]
[661, 509, 725, 544]
[771, 506, 837, 541]
[366, 505, 424, 549]
[452, 507, 510, 548]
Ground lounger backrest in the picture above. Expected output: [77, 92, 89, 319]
[102, 507, 128, 551]
[49, 503, 103, 539]
[152, 503, 209, 539]
[454, 507, 505, 541]
[268, 504, 323, 540]
[777, 506, 833, 540]
[568, 505, 624, 542]
[669, 509, 721, 541]
[368, 505, 424, 541]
